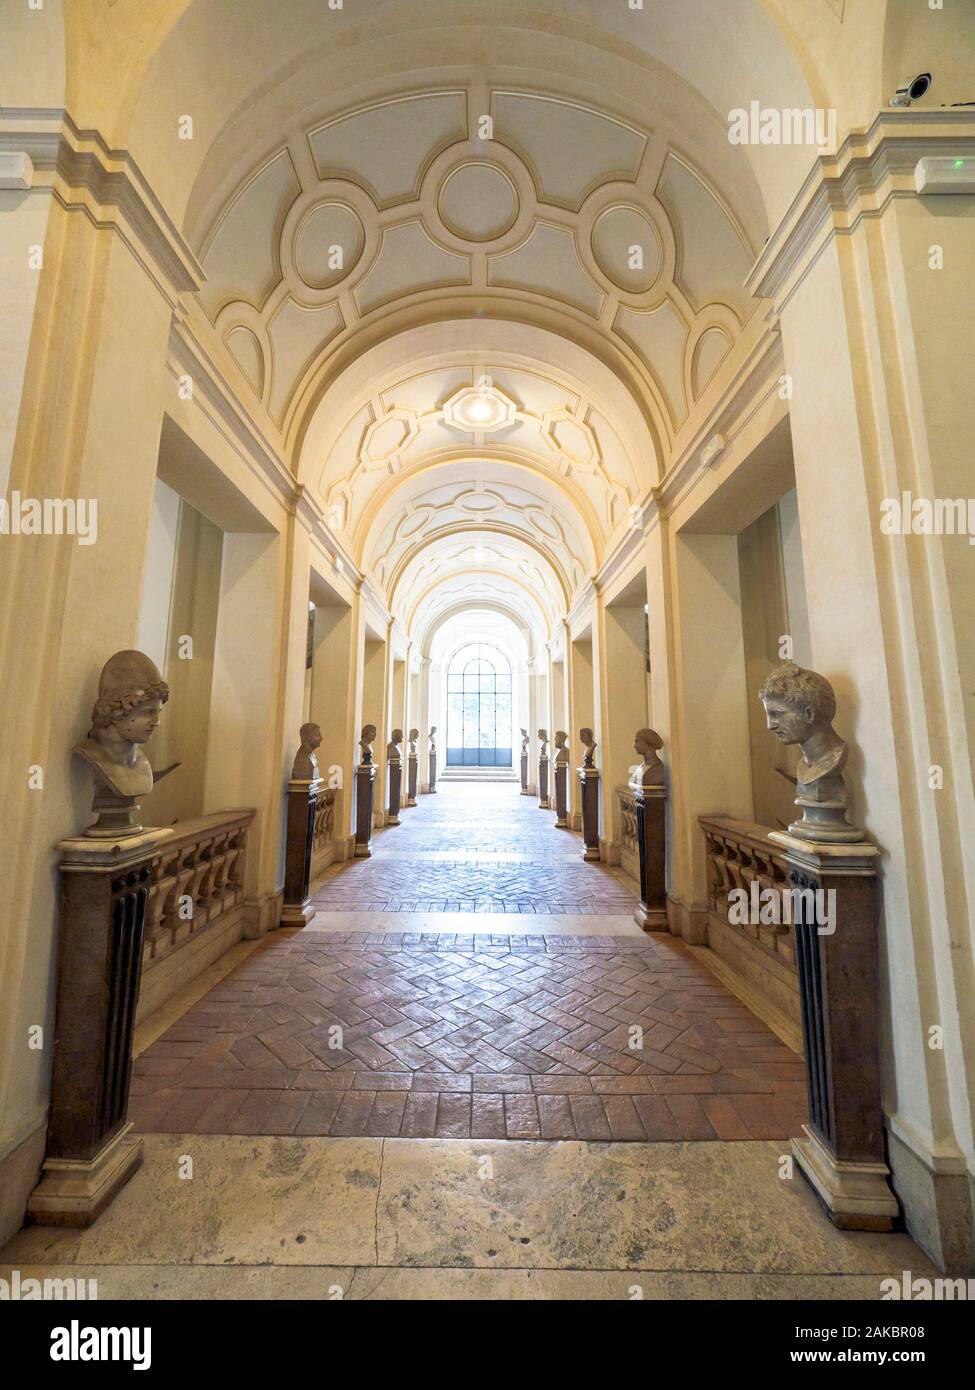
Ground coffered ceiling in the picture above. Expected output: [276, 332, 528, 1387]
[197, 85, 756, 449]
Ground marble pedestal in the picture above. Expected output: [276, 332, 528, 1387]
[28, 828, 174, 1225]
[579, 766, 600, 861]
[538, 755, 550, 809]
[387, 758, 402, 825]
[355, 764, 376, 857]
[554, 761, 569, 828]
[428, 751, 437, 793]
[281, 777, 321, 926]
[769, 830, 897, 1231]
[634, 784, 667, 930]
[407, 752, 418, 807]
[520, 751, 530, 795]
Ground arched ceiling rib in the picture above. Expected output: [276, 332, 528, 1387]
[394, 531, 563, 638]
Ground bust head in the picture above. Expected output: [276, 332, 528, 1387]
[634, 727, 663, 760]
[580, 727, 594, 746]
[299, 722, 322, 752]
[409, 727, 419, 742]
[292, 722, 322, 779]
[630, 727, 664, 787]
[88, 650, 169, 750]
[759, 662, 858, 840]
[555, 730, 567, 748]
[537, 728, 548, 740]
[361, 724, 377, 743]
[759, 662, 836, 747]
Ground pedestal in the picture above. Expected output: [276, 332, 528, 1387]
[538, 755, 550, 809]
[387, 758, 402, 825]
[769, 830, 898, 1231]
[520, 751, 530, 795]
[407, 752, 418, 806]
[28, 828, 174, 1225]
[578, 766, 600, 861]
[634, 784, 667, 930]
[554, 761, 568, 827]
[355, 763, 376, 857]
[281, 777, 320, 926]
[428, 750, 437, 793]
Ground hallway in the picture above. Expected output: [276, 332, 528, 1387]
[122, 784, 806, 1143]
[2, 777, 937, 1296]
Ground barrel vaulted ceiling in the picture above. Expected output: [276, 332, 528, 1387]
[195, 85, 758, 458]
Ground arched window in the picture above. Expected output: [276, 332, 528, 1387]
[445, 643, 513, 767]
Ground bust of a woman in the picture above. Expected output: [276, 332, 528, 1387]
[73, 650, 171, 836]
[629, 728, 664, 788]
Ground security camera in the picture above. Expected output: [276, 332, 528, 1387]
[890, 73, 932, 107]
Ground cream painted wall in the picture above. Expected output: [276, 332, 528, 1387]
[137, 477, 181, 670]
[777, 216, 974, 1262]
[0, 216, 176, 1163]
[669, 534, 754, 907]
[0, 196, 56, 497]
[310, 598, 357, 843]
[599, 601, 650, 845]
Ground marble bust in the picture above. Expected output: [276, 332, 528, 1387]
[387, 728, 403, 762]
[408, 728, 419, 756]
[759, 661, 862, 842]
[554, 730, 569, 764]
[359, 723, 376, 765]
[291, 721, 322, 781]
[520, 727, 529, 755]
[429, 726, 437, 752]
[580, 727, 597, 768]
[73, 649, 173, 837]
[537, 728, 549, 759]
[629, 727, 664, 789]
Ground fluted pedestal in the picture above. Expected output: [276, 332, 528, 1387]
[770, 830, 897, 1231]
[281, 777, 320, 926]
[355, 764, 376, 857]
[634, 784, 667, 930]
[428, 750, 437, 793]
[520, 751, 529, 795]
[579, 766, 600, 861]
[28, 828, 175, 1225]
[407, 752, 418, 806]
[538, 755, 550, 809]
[554, 761, 569, 828]
[387, 758, 402, 825]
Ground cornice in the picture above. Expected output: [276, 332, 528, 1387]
[168, 320, 297, 515]
[0, 107, 203, 298]
[747, 110, 975, 307]
[565, 578, 597, 633]
[294, 484, 363, 586]
[656, 319, 786, 517]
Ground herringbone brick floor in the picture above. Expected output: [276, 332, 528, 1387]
[310, 781, 638, 912]
[131, 933, 807, 1142]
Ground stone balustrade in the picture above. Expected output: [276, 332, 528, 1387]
[310, 786, 337, 880]
[616, 786, 640, 881]
[138, 809, 254, 1020]
[699, 814, 801, 1045]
